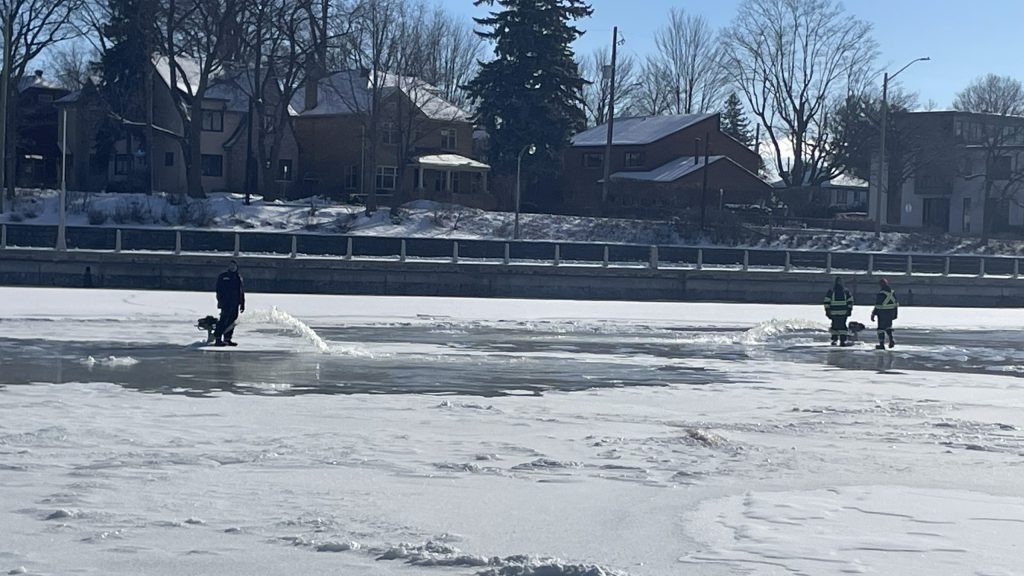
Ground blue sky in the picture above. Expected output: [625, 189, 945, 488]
[444, 0, 1024, 108]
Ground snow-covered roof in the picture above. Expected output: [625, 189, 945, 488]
[153, 55, 206, 97]
[571, 114, 714, 147]
[292, 70, 470, 121]
[607, 156, 726, 183]
[770, 174, 869, 189]
[18, 73, 64, 93]
[414, 154, 489, 171]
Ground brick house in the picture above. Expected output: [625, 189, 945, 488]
[875, 111, 1024, 234]
[58, 58, 300, 198]
[291, 70, 492, 207]
[13, 71, 69, 188]
[562, 114, 770, 218]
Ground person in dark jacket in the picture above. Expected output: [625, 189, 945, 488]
[213, 260, 245, 346]
[871, 277, 899, 349]
[824, 277, 854, 346]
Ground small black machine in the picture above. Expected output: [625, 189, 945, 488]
[196, 315, 219, 344]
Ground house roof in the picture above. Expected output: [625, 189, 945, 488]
[607, 155, 727, 183]
[18, 73, 64, 93]
[291, 70, 471, 121]
[770, 174, 868, 189]
[152, 56, 298, 116]
[571, 114, 714, 147]
[413, 154, 489, 171]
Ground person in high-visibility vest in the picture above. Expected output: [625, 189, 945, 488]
[871, 278, 899, 349]
[824, 277, 854, 346]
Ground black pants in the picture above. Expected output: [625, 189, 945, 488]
[215, 306, 239, 342]
[829, 315, 849, 344]
[876, 314, 895, 345]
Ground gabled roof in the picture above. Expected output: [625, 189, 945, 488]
[571, 114, 714, 147]
[608, 154, 770, 188]
[292, 70, 470, 121]
[18, 73, 64, 93]
[152, 56, 297, 116]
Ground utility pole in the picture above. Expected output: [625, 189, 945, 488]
[700, 132, 709, 232]
[0, 10, 11, 214]
[600, 26, 617, 205]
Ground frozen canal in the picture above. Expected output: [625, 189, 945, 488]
[1, 287, 1023, 575]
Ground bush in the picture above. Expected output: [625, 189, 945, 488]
[112, 198, 153, 224]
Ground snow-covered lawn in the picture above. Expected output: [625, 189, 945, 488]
[4, 188, 1024, 255]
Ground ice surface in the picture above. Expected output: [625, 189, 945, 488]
[2, 287, 1023, 575]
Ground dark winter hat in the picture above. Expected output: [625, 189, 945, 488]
[879, 277, 890, 288]
[228, 260, 238, 272]
[834, 276, 844, 287]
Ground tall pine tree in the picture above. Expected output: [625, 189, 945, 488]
[466, 0, 592, 207]
[720, 92, 753, 147]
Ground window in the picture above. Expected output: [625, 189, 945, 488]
[114, 154, 131, 175]
[624, 152, 644, 167]
[201, 110, 224, 132]
[345, 166, 360, 190]
[440, 128, 457, 151]
[376, 166, 397, 190]
[201, 154, 223, 177]
[989, 155, 1012, 180]
[583, 153, 603, 168]
[164, 152, 175, 167]
[836, 190, 848, 205]
[382, 121, 398, 145]
[277, 159, 293, 181]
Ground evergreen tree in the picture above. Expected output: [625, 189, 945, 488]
[465, 0, 592, 206]
[720, 92, 753, 147]
[95, 0, 155, 186]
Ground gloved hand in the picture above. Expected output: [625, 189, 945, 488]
[240, 305, 245, 314]
[870, 312, 876, 321]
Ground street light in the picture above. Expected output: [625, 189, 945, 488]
[514, 143, 536, 240]
[57, 106, 67, 251]
[875, 56, 930, 237]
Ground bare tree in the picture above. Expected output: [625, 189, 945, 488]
[1, 0, 84, 207]
[953, 74, 1024, 240]
[722, 0, 878, 187]
[631, 56, 673, 117]
[652, 8, 726, 116]
[580, 47, 638, 126]
[156, 0, 241, 198]
[398, 4, 481, 109]
[953, 74, 1024, 117]
[46, 41, 94, 90]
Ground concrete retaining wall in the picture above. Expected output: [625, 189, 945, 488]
[1, 249, 1021, 307]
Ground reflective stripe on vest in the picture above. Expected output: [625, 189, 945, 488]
[877, 291, 898, 310]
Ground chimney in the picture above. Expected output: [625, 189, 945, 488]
[304, 65, 320, 111]
[34, 70, 43, 80]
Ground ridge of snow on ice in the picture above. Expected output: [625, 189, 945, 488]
[79, 355, 140, 367]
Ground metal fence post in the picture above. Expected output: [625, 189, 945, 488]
[504, 242, 510, 265]
[345, 237, 353, 260]
[602, 245, 609, 267]
[452, 241, 459, 263]
[979, 257, 986, 277]
[1015, 259, 1020, 279]
[742, 250, 749, 272]
[825, 252, 832, 274]
[233, 233, 240, 257]
[696, 249, 703, 270]
[649, 245, 658, 269]
[867, 254, 874, 275]
[553, 244, 560, 266]
[906, 255, 913, 276]
[943, 256, 950, 276]
[400, 239, 406, 262]
[0, 224, 5, 249]
[115, 229, 122, 253]
[175, 231, 181, 255]
[784, 251, 791, 272]
[290, 235, 297, 259]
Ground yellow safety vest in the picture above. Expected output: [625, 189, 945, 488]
[876, 290, 898, 311]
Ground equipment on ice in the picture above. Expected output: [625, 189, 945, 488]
[196, 315, 219, 344]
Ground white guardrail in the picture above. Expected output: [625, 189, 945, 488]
[0, 223, 1020, 278]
